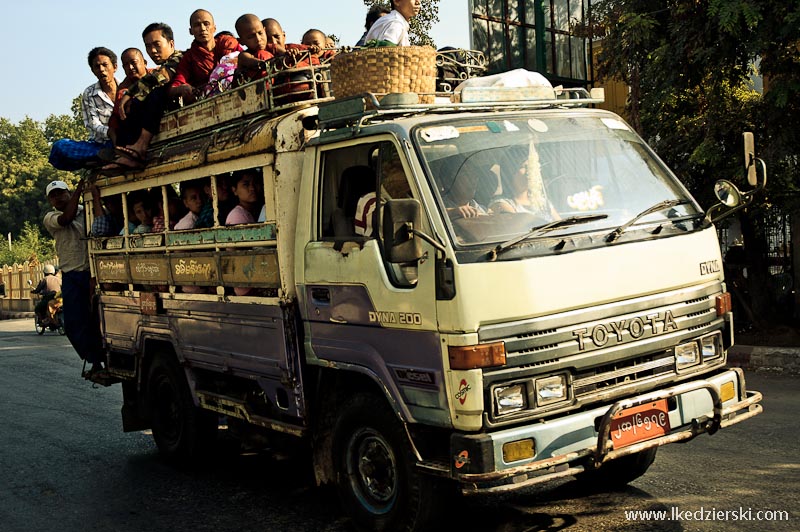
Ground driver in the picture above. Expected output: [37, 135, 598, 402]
[32, 264, 62, 322]
[444, 158, 489, 220]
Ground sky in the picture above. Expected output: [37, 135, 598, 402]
[1, 1, 471, 124]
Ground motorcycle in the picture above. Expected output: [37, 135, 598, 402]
[27, 279, 65, 335]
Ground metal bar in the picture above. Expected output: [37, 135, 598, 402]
[456, 449, 592, 482]
[595, 380, 722, 463]
[463, 466, 587, 495]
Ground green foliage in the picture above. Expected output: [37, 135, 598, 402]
[591, 0, 800, 324]
[362, 1, 440, 47]
[591, 0, 798, 208]
[0, 111, 82, 240]
[0, 221, 55, 266]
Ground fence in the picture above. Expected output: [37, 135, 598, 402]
[0, 261, 59, 313]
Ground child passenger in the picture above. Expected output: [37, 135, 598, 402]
[169, 9, 241, 104]
[234, 14, 275, 83]
[173, 180, 205, 230]
[302, 29, 335, 61]
[226, 169, 263, 296]
[225, 169, 263, 225]
[129, 194, 155, 234]
[260, 18, 320, 102]
[197, 177, 234, 228]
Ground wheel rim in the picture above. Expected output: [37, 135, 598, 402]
[35, 319, 44, 335]
[346, 428, 398, 514]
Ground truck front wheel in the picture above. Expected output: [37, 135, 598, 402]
[147, 356, 217, 461]
[332, 393, 435, 532]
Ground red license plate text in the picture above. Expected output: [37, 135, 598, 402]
[609, 399, 671, 449]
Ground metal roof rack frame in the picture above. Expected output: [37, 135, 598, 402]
[316, 87, 606, 133]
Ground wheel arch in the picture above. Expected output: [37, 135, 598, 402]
[309, 365, 409, 486]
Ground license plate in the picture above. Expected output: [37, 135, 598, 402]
[609, 399, 671, 449]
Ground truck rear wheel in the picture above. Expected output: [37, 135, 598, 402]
[579, 447, 658, 488]
[147, 356, 217, 461]
[332, 393, 435, 532]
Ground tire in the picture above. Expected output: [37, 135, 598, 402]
[579, 447, 658, 488]
[147, 355, 218, 462]
[332, 393, 435, 532]
[35, 317, 45, 335]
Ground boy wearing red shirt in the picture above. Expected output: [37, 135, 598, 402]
[261, 18, 320, 103]
[235, 14, 275, 83]
[169, 9, 240, 104]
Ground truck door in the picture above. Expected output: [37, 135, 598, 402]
[301, 138, 443, 418]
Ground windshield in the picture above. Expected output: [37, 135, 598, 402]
[415, 113, 699, 248]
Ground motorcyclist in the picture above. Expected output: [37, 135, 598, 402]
[32, 265, 62, 323]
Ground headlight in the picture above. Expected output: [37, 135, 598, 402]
[534, 375, 568, 406]
[675, 342, 700, 369]
[701, 333, 722, 360]
[494, 383, 527, 415]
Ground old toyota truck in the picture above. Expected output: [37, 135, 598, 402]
[87, 65, 764, 531]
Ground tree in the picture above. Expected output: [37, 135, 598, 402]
[362, 1, 440, 47]
[0, 101, 84, 254]
[588, 0, 800, 327]
[0, 221, 55, 266]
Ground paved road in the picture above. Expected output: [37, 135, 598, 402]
[0, 318, 796, 531]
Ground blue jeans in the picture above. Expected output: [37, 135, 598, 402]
[61, 270, 104, 364]
[48, 139, 112, 171]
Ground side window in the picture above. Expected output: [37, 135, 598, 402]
[375, 142, 413, 202]
[318, 141, 415, 240]
[319, 144, 377, 239]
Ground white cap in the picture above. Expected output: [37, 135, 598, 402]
[44, 264, 56, 275]
[45, 180, 69, 197]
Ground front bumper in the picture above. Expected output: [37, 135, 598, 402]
[446, 368, 762, 494]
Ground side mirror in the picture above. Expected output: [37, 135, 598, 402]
[714, 180, 741, 207]
[382, 199, 424, 263]
[703, 132, 767, 228]
[743, 132, 757, 187]
[27, 279, 33, 287]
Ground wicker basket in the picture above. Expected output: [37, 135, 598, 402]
[331, 46, 437, 104]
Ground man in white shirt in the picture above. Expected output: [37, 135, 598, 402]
[363, 0, 421, 46]
[43, 180, 106, 375]
[49, 47, 119, 171]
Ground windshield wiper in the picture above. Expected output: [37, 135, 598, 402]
[491, 214, 609, 259]
[606, 199, 689, 243]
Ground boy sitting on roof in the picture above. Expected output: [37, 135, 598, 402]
[101, 23, 183, 174]
[169, 9, 241, 105]
[302, 29, 336, 62]
[261, 18, 320, 102]
[108, 48, 150, 146]
[234, 14, 275, 83]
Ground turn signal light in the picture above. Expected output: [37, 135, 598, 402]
[502, 438, 535, 463]
[720, 381, 736, 402]
[716, 292, 732, 316]
[449, 342, 506, 370]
